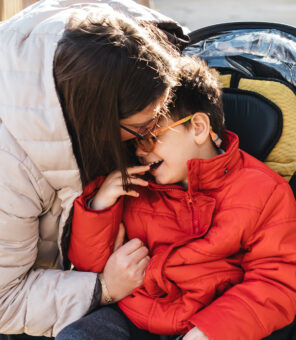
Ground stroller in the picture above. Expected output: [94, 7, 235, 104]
[184, 22, 296, 198]
[183, 22, 296, 339]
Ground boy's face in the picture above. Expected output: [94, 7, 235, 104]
[136, 116, 202, 186]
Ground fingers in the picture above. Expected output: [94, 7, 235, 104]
[122, 190, 140, 198]
[107, 167, 149, 193]
[113, 223, 125, 252]
[137, 255, 150, 273]
[118, 238, 145, 256]
[129, 244, 149, 264]
[110, 166, 149, 181]
[120, 178, 148, 198]
[107, 165, 149, 182]
[125, 166, 150, 189]
[126, 165, 150, 176]
[128, 177, 149, 187]
[133, 255, 150, 287]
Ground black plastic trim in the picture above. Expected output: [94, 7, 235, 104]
[289, 172, 296, 199]
[223, 87, 283, 160]
[189, 22, 296, 44]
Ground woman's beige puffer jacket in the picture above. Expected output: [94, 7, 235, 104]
[0, 0, 183, 336]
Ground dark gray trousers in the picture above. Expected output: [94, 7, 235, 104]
[1, 308, 296, 340]
[55, 305, 170, 340]
[0, 305, 173, 340]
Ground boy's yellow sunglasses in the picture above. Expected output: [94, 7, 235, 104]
[120, 114, 222, 153]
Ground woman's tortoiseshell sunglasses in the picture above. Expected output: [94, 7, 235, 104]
[120, 114, 222, 153]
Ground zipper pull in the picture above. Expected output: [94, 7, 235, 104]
[186, 192, 193, 206]
[186, 193, 199, 233]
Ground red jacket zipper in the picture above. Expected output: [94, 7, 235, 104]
[148, 183, 199, 234]
[186, 192, 199, 234]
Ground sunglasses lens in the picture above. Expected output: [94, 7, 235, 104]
[136, 136, 156, 152]
[138, 115, 160, 136]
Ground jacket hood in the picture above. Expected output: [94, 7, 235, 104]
[0, 0, 186, 195]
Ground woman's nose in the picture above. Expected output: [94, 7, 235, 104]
[136, 145, 149, 158]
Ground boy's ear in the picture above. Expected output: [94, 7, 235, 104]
[191, 112, 211, 145]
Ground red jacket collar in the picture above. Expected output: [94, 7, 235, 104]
[148, 131, 242, 194]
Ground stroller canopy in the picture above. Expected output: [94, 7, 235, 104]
[186, 23, 296, 89]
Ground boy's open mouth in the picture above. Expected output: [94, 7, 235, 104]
[149, 160, 163, 171]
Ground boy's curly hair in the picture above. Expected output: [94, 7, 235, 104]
[170, 56, 225, 139]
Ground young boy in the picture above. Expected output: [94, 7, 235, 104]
[68, 57, 296, 340]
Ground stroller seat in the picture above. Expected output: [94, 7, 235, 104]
[185, 22, 296, 197]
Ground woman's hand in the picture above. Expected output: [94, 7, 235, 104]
[101, 223, 150, 304]
[91, 165, 150, 210]
[183, 327, 209, 340]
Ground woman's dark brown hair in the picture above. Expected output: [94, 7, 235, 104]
[54, 13, 178, 189]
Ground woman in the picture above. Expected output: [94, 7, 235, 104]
[0, 0, 187, 338]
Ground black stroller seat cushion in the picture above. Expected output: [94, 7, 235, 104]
[223, 88, 282, 161]
[220, 76, 296, 182]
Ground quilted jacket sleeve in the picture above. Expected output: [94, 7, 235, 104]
[190, 182, 296, 340]
[68, 178, 124, 272]
[0, 150, 98, 337]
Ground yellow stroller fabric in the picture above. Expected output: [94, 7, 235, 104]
[219, 75, 296, 182]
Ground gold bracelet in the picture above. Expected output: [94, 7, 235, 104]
[98, 274, 113, 304]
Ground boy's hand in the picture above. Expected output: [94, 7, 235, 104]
[183, 327, 209, 340]
[91, 165, 150, 210]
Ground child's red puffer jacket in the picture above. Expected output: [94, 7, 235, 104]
[68, 131, 296, 340]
